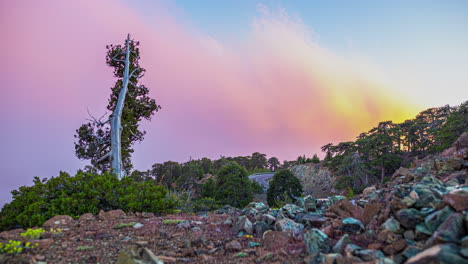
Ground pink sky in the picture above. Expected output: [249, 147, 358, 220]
[1, 1, 425, 206]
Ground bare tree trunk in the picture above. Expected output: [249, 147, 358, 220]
[111, 34, 131, 180]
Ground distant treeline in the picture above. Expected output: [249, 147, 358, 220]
[323, 100, 468, 191]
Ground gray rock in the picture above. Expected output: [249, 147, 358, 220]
[117, 246, 163, 264]
[354, 249, 385, 261]
[396, 208, 422, 229]
[406, 243, 468, 264]
[332, 234, 350, 254]
[233, 215, 253, 235]
[304, 228, 331, 254]
[341, 217, 364, 234]
[382, 217, 401, 233]
[301, 213, 328, 228]
[461, 236, 468, 258]
[424, 206, 453, 232]
[429, 212, 464, 244]
[274, 218, 304, 232]
[281, 204, 305, 219]
[254, 221, 270, 237]
[262, 213, 276, 225]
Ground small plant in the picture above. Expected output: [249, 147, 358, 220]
[20, 228, 45, 239]
[76, 245, 94, 251]
[234, 252, 248, 258]
[162, 219, 184, 225]
[49, 228, 64, 235]
[0, 240, 37, 254]
[112, 222, 137, 229]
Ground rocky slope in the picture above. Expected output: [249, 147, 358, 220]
[1, 134, 467, 264]
[290, 163, 338, 198]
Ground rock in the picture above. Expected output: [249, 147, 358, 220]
[412, 186, 439, 209]
[301, 213, 328, 228]
[43, 215, 75, 227]
[328, 199, 363, 219]
[281, 204, 305, 218]
[429, 212, 464, 244]
[79, 213, 95, 222]
[262, 214, 276, 225]
[133, 223, 143, 229]
[355, 249, 385, 261]
[461, 236, 468, 257]
[341, 218, 364, 234]
[224, 240, 242, 252]
[383, 239, 406, 255]
[424, 206, 453, 232]
[304, 228, 331, 254]
[363, 186, 377, 195]
[377, 230, 399, 244]
[263, 231, 290, 250]
[396, 208, 422, 229]
[254, 221, 270, 237]
[406, 244, 468, 264]
[402, 246, 422, 259]
[404, 230, 415, 240]
[343, 244, 362, 257]
[98, 209, 127, 221]
[443, 189, 468, 211]
[362, 203, 383, 225]
[274, 218, 304, 232]
[241, 207, 258, 217]
[29, 238, 54, 250]
[382, 217, 401, 233]
[245, 202, 268, 211]
[117, 246, 163, 264]
[232, 215, 253, 235]
[332, 234, 350, 254]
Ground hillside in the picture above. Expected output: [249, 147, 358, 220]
[1, 133, 467, 263]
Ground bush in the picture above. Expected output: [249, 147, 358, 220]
[0, 171, 175, 231]
[214, 162, 253, 208]
[191, 198, 221, 212]
[267, 169, 303, 207]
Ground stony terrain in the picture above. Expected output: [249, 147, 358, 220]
[1, 134, 467, 264]
[290, 164, 337, 198]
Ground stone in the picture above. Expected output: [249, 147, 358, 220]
[404, 230, 415, 240]
[341, 218, 364, 234]
[133, 223, 144, 229]
[363, 186, 377, 195]
[396, 208, 422, 229]
[377, 230, 399, 244]
[406, 244, 468, 264]
[224, 240, 242, 252]
[355, 249, 385, 261]
[274, 218, 304, 232]
[402, 246, 422, 259]
[332, 234, 350, 254]
[328, 199, 363, 219]
[241, 207, 258, 217]
[262, 231, 290, 250]
[43, 215, 75, 227]
[117, 246, 163, 264]
[383, 239, 406, 255]
[443, 189, 468, 211]
[461, 236, 468, 257]
[343, 244, 362, 257]
[79, 213, 95, 222]
[245, 202, 268, 211]
[262, 214, 276, 225]
[232, 215, 253, 235]
[98, 209, 127, 221]
[281, 204, 305, 218]
[254, 221, 270, 237]
[362, 203, 383, 225]
[382, 217, 401, 233]
[29, 238, 54, 250]
[424, 206, 453, 232]
[430, 212, 464, 244]
[304, 228, 331, 254]
[301, 213, 328, 228]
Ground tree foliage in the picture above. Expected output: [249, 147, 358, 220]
[267, 169, 303, 207]
[74, 37, 160, 174]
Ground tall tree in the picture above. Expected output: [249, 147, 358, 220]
[268, 157, 280, 171]
[75, 35, 160, 178]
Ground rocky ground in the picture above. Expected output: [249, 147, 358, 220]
[1, 134, 467, 264]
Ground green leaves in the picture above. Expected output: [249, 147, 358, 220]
[267, 169, 302, 207]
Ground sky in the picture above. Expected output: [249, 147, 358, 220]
[1, 0, 467, 207]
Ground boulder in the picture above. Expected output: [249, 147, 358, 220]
[224, 240, 242, 252]
[254, 221, 270, 237]
[382, 217, 401, 233]
[363, 186, 377, 195]
[362, 203, 383, 225]
[304, 228, 331, 254]
[98, 209, 126, 221]
[396, 208, 422, 229]
[281, 204, 305, 219]
[262, 230, 290, 250]
[301, 213, 328, 228]
[116, 246, 163, 264]
[382, 239, 406, 255]
[43, 215, 75, 228]
[429, 212, 464, 244]
[461, 236, 468, 258]
[424, 206, 453, 232]
[443, 189, 468, 212]
[232, 215, 253, 235]
[332, 234, 350, 254]
[341, 218, 364, 234]
[274, 218, 304, 232]
[406, 244, 468, 264]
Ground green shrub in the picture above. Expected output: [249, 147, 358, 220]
[20, 228, 45, 239]
[214, 162, 253, 208]
[191, 198, 221, 212]
[0, 171, 175, 231]
[266, 169, 303, 207]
